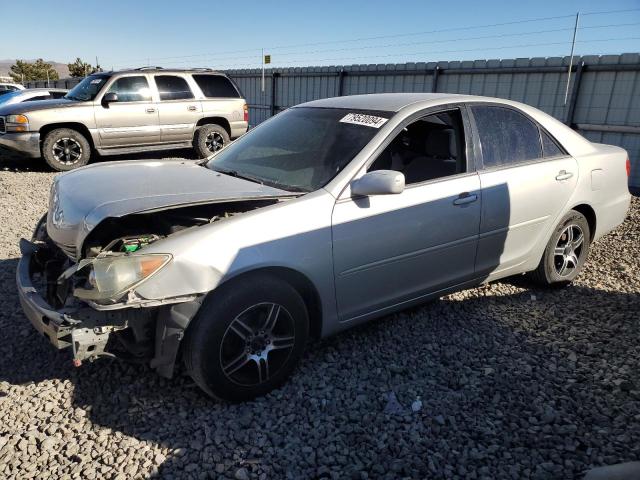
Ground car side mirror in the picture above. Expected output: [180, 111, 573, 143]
[351, 170, 405, 196]
[101, 92, 118, 107]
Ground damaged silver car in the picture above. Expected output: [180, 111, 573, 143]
[17, 93, 631, 401]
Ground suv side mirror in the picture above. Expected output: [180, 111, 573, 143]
[351, 170, 405, 196]
[102, 92, 118, 107]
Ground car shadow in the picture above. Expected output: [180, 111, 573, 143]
[1, 251, 638, 478]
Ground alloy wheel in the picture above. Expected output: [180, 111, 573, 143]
[220, 303, 296, 386]
[553, 224, 584, 277]
[52, 137, 83, 165]
[205, 132, 225, 153]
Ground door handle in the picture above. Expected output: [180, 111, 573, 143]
[453, 192, 478, 206]
[146, 107, 156, 113]
[187, 105, 197, 111]
[555, 170, 574, 181]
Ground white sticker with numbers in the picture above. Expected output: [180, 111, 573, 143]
[339, 113, 388, 128]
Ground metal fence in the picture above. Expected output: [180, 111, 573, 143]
[26, 53, 640, 186]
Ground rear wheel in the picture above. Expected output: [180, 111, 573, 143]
[193, 124, 229, 158]
[42, 128, 91, 171]
[183, 274, 309, 402]
[529, 210, 590, 287]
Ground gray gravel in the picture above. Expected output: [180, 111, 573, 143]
[1, 155, 639, 479]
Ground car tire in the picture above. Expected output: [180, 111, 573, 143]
[42, 128, 91, 171]
[193, 124, 230, 158]
[182, 274, 309, 402]
[529, 210, 591, 287]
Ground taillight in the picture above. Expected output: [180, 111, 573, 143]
[626, 157, 631, 177]
[243, 103, 249, 123]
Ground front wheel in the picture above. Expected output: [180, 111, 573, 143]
[42, 128, 91, 171]
[193, 124, 230, 158]
[182, 274, 309, 402]
[529, 210, 591, 287]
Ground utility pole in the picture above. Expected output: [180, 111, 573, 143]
[564, 12, 580, 105]
[46, 70, 50, 87]
[261, 48, 265, 93]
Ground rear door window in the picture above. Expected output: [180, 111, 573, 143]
[154, 75, 194, 101]
[471, 105, 543, 168]
[192, 75, 240, 98]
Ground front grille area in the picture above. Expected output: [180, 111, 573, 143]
[0, 117, 5, 134]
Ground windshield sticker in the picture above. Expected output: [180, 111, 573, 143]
[90, 79, 103, 84]
[340, 113, 388, 128]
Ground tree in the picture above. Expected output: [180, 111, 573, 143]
[9, 59, 59, 82]
[68, 58, 102, 77]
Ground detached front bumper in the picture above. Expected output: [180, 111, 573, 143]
[0, 132, 41, 158]
[17, 239, 77, 348]
[16, 238, 194, 377]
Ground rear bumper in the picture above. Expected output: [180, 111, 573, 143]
[0, 132, 41, 158]
[230, 120, 248, 139]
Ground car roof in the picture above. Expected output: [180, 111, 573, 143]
[297, 93, 476, 112]
[99, 68, 228, 76]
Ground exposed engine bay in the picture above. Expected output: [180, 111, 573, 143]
[27, 198, 281, 375]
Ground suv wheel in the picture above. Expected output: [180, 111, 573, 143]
[529, 210, 591, 287]
[42, 128, 91, 171]
[193, 124, 230, 158]
[183, 274, 309, 402]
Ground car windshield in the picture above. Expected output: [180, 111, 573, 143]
[206, 107, 392, 192]
[65, 75, 111, 101]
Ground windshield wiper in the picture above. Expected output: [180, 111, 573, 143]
[212, 166, 264, 185]
[64, 95, 84, 101]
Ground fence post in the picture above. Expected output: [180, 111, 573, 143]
[270, 72, 279, 117]
[431, 66, 440, 93]
[338, 69, 345, 96]
[565, 61, 584, 127]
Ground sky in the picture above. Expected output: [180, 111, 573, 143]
[1, 0, 639, 70]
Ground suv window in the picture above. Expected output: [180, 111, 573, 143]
[472, 106, 542, 168]
[369, 109, 466, 185]
[106, 76, 151, 102]
[193, 75, 240, 98]
[155, 75, 194, 101]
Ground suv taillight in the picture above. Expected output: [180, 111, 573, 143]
[626, 157, 631, 177]
[243, 103, 249, 123]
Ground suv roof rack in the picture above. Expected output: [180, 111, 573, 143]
[189, 68, 215, 72]
[134, 66, 165, 71]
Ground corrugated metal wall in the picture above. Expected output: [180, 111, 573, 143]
[25, 53, 640, 186]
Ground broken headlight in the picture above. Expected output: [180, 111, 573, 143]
[74, 254, 171, 302]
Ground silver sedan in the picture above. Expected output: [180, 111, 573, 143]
[17, 93, 631, 401]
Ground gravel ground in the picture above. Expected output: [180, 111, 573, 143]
[1, 154, 639, 480]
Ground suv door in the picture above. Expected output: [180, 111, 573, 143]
[152, 74, 202, 143]
[94, 75, 160, 147]
[332, 107, 481, 321]
[470, 104, 579, 278]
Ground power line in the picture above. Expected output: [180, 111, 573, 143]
[107, 7, 640, 69]
[144, 22, 640, 68]
[206, 36, 640, 70]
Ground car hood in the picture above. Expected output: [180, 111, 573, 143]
[0, 98, 80, 115]
[46, 159, 294, 256]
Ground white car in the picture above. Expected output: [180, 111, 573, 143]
[0, 88, 68, 106]
[18, 93, 631, 401]
[0, 82, 25, 93]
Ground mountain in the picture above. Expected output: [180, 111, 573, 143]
[0, 59, 70, 80]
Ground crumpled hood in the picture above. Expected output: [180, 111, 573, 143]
[0, 98, 80, 115]
[46, 159, 292, 256]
